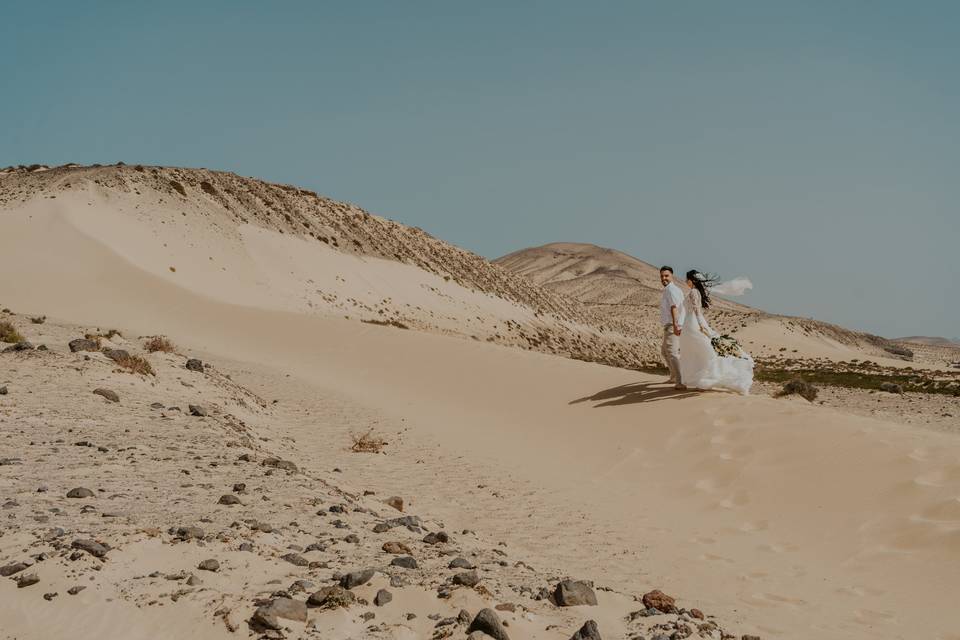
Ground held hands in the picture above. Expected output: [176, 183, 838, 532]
[673, 325, 682, 336]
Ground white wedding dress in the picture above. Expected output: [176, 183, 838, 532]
[679, 288, 754, 395]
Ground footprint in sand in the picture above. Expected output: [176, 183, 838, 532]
[746, 592, 808, 608]
[739, 520, 769, 533]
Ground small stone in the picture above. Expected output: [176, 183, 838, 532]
[198, 559, 220, 572]
[382, 541, 412, 555]
[66, 487, 94, 499]
[92, 388, 119, 403]
[453, 570, 481, 587]
[307, 585, 356, 609]
[690, 608, 705, 620]
[251, 597, 307, 628]
[218, 494, 241, 505]
[374, 588, 392, 606]
[69, 338, 99, 352]
[171, 525, 205, 540]
[232, 482, 246, 493]
[340, 568, 375, 589]
[449, 557, 475, 569]
[467, 608, 510, 640]
[185, 358, 204, 372]
[67, 585, 86, 595]
[641, 589, 676, 614]
[554, 580, 598, 606]
[43, 592, 58, 601]
[0, 562, 29, 577]
[262, 458, 298, 473]
[423, 531, 450, 545]
[71, 539, 110, 558]
[570, 620, 602, 640]
[2, 341, 33, 353]
[15, 573, 40, 588]
[0, 386, 7, 395]
[188, 404, 207, 417]
[390, 556, 417, 569]
[281, 553, 308, 566]
[385, 496, 403, 511]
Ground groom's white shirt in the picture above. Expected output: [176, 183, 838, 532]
[660, 281, 686, 326]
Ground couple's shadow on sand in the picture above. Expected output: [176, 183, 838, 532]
[570, 381, 701, 408]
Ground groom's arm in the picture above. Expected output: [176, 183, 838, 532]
[670, 305, 681, 335]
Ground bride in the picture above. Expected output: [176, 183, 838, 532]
[679, 270, 754, 395]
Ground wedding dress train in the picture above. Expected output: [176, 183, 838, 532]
[678, 288, 753, 395]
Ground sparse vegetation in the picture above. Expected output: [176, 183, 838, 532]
[30, 315, 46, 324]
[350, 430, 387, 453]
[757, 363, 959, 397]
[144, 335, 175, 353]
[775, 378, 819, 402]
[0, 321, 24, 343]
[113, 353, 155, 376]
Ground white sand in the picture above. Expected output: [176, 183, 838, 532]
[2, 190, 959, 639]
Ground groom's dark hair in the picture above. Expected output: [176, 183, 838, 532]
[659, 266, 673, 274]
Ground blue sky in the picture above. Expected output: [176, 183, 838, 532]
[2, 2, 957, 338]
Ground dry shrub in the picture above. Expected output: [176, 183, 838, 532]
[776, 378, 818, 402]
[0, 321, 24, 344]
[86, 329, 122, 341]
[115, 353, 155, 376]
[30, 316, 46, 324]
[144, 335, 175, 353]
[351, 430, 387, 453]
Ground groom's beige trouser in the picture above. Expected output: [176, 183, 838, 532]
[661, 324, 681, 383]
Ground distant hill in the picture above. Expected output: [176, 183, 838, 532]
[896, 336, 960, 347]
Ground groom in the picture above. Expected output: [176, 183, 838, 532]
[659, 266, 686, 390]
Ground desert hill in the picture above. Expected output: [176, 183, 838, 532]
[495, 242, 923, 365]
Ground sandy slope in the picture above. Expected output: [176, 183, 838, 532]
[2, 194, 960, 639]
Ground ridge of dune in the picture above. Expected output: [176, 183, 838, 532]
[0, 164, 659, 368]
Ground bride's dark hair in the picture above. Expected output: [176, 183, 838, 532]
[686, 270, 719, 309]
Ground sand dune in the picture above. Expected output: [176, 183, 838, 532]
[2, 168, 959, 638]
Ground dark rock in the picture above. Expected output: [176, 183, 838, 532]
[218, 494, 241, 505]
[150, 402, 165, 409]
[198, 559, 220, 572]
[453, 570, 481, 587]
[467, 608, 510, 640]
[570, 620, 602, 640]
[554, 580, 598, 606]
[449, 557, 475, 569]
[390, 556, 418, 569]
[385, 496, 403, 511]
[185, 358, 204, 372]
[66, 487, 94, 499]
[188, 404, 207, 417]
[0, 562, 29, 577]
[281, 553, 308, 567]
[43, 592, 58, 601]
[340, 568, 375, 589]
[67, 585, 86, 595]
[344, 533, 360, 543]
[3, 341, 34, 352]
[232, 483, 246, 493]
[71, 539, 110, 558]
[93, 388, 120, 403]
[423, 530, 450, 545]
[374, 588, 393, 606]
[880, 382, 904, 394]
[69, 338, 99, 352]
[102, 348, 130, 362]
[0, 386, 7, 395]
[15, 573, 40, 588]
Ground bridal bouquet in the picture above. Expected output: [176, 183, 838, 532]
[711, 334, 744, 358]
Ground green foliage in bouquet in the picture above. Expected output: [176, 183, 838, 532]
[711, 334, 743, 358]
